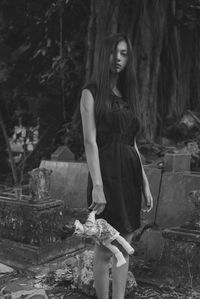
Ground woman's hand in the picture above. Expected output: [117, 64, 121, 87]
[89, 185, 107, 215]
[142, 186, 153, 213]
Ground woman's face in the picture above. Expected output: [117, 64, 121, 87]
[110, 40, 128, 73]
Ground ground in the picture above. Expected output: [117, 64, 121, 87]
[0, 249, 197, 299]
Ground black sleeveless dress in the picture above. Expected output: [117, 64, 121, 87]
[84, 83, 143, 234]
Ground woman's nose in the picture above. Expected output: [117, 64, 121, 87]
[116, 52, 121, 61]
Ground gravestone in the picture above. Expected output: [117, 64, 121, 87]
[160, 190, 200, 288]
[0, 167, 85, 266]
[51, 145, 75, 162]
[164, 152, 191, 172]
[39, 160, 88, 208]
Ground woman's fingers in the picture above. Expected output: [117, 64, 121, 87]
[142, 194, 153, 213]
[95, 204, 106, 215]
[89, 202, 106, 214]
[146, 197, 153, 212]
[90, 187, 106, 214]
[93, 203, 106, 215]
[89, 202, 96, 210]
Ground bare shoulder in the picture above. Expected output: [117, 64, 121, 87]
[81, 89, 94, 112]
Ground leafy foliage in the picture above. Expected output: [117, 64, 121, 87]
[0, 0, 90, 128]
[0, 0, 200, 166]
[176, 0, 200, 28]
[0, 0, 90, 170]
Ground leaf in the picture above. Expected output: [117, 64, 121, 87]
[32, 49, 42, 59]
[11, 44, 31, 60]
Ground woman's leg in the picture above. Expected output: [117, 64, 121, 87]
[112, 232, 134, 299]
[93, 242, 112, 299]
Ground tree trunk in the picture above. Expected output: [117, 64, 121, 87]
[86, 0, 169, 140]
[89, 0, 120, 78]
[59, 0, 66, 122]
[133, 0, 169, 139]
[84, 0, 200, 141]
[190, 29, 200, 111]
[158, 0, 200, 128]
[85, 0, 96, 81]
[0, 110, 18, 185]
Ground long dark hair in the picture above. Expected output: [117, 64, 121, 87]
[87, 34, 139, 124]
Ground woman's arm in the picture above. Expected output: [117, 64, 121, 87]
[80, 89, 106, 214]
[134, 139, 153, 212]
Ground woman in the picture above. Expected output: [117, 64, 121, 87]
[80, 34, 153, 299]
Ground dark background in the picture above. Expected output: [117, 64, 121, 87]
[0, 0, 200, 184]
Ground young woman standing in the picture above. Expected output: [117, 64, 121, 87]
[80, 34, 153, 299]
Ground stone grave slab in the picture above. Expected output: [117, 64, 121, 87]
[0, 195, 85, 266]
[155, 172, 194, 228]
[40, 160, 88, 208]
[164, 152, 191, 172]
[51, 145, 75, 162]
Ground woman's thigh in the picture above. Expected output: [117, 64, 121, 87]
[94, 242, 112, 261]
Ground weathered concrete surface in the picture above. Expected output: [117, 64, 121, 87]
[51, 145, 75, 162]
[0, 235, 85, 266]
[39, 160, 200, 263]
[0, 198, 63, 246]
[142, 171, 200, 262]
[40, 160, 88, 208]
[164, 153, 191, 172]
[156, 172, 200, 229]
[140, 229, 164, 261]
[185, 172, 200, 197]
[161, 229, 200, 288]
[40, 160, 198, 229]
[40, 160, 162, 214]
[0, 196, 87, 266]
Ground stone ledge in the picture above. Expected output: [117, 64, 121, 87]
[0, 197, 64, 246]
[164, 152, 191, 172]
[0, 236, 85, 266]
[0, 197, 62, 210]
[160, 228, 200, 288]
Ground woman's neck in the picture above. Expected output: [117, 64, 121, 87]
[110, 74, 119, 90]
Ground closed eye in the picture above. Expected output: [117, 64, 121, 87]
[121, 51, 127, 57]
